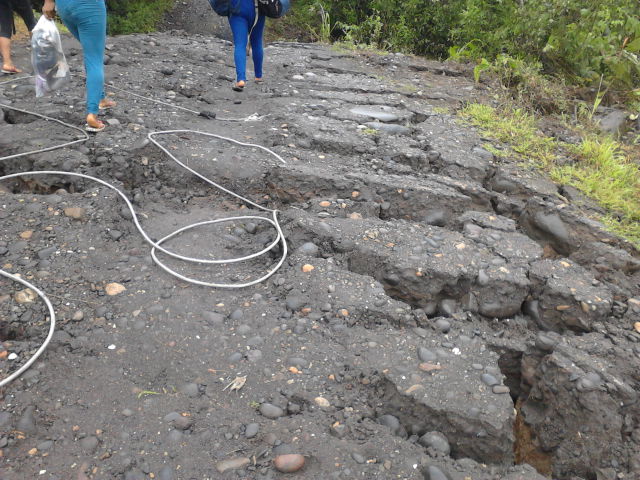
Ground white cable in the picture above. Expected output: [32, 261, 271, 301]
[0, 270, 56, 388]
[0, 103, 89, 161]
[0, 77, 289, 386]
[0, 74, 34, 85]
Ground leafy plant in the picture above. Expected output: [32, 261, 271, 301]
[107, 0, 174, 35]
[461, 103, 640, 247]
[454, 0, 640, 89]
[30, 0, 174, 35]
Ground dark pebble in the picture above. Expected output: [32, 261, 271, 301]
[419, 431, 450, 455]
[434, 319, 451, 333]
[158, 466, 174, 480]
[259, 403, 284, 419]
[351, 452, 365, 464]
[418, 347, 437, 363]
[377, 414, 400, 434]
[425, 465, 450, 480]
[481, 373, 499, 386]
[80, 435, 99, 453]
[245, 423, 259, 438]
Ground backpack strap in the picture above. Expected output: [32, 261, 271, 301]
[249, 0, 259, 35]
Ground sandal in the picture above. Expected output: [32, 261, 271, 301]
[99, 99, 117, 111]
[232, 81, 246, 92]
[255, 78, 264, 84]
[85, 120, 106, 133]
[1, 65, 22, 74]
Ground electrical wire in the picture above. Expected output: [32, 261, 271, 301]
[0, 76, 288, 387]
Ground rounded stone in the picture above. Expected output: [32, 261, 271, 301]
[481, 373, 499, 386]
[80, 435, 99, 453]
[377, 414, 400, 434]
[274, 454, 305, 473]
[492, 385, 511, 394]
[297, 242, 319, 256]
[423, 210, 447, 227]
[351, 452, 365, 464]
[285, 295, 305, 311]
[418, 347, 437, 363]
[434, 319, 451, 334]
[419, 431, 450, 456]
[425, 465, 450, 480]
[180, 383, 199, 398]
[246, 349, 263, 362]
[535, 331, 560, 352]
[259, 403, 284, 419]
[158, 466, 174, 480]
[16, 406, 36, 433]
[172, 415, 193, 430]
[228, 352, 243, 363]
[245, 423, 259, 438]
[287, 357, 309, 369]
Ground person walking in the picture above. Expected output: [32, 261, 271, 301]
[42, 0, 114, 132]
[228, 0, 265, 91]
[0, 0, 37, 74]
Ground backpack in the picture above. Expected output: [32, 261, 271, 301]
[257, 0, 290, 18]
[208, 0, 234, 16]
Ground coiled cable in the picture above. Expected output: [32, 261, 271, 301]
[0, 75, 288, 387]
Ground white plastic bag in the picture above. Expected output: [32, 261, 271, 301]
[31, 16, 70, 97]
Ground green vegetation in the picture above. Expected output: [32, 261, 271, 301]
[136, 389, 161, 399]
[282, 0, 639, 91]
[460, 104, 640, 247]
[30, 0, 174, 35]
[106, 0, 174, 35]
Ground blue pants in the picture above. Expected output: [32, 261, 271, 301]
[56, 0, 106, 115]
[228, 3, 265, 82]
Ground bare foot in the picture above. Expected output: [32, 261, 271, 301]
[1, 65, 22, 74]
[99, 99, 116, 110]
[86, 114, 105, 132]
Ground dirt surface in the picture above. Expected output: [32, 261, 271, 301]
[1, 27, 640, 480]
[161, 1, 231, 40]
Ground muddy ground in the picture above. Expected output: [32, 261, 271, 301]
[1, 19, 640, 480]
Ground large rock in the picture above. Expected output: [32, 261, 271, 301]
[518, 333, 639, 478]
[528, 259, 612, 332]
[360, 330, 516, 464]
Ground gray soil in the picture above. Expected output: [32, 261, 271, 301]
[1, 14, 640, 480]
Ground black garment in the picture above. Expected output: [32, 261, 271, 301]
[0, 0, 37, 39]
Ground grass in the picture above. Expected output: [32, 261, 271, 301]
[460, 103, 640, 247]
[460, 104, 557, 168]
[107, 0, 174, 35]
[137, 390, 161, 399]
[14, 12, 69, 38]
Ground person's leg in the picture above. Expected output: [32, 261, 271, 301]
[0, 1, 15, 71]
[55, 0, 80, 41]
[75, 1, 106, 118]
[0, 37, 12, 70]
[228, 14, 249, 85]
[13, 0, 36, 31]
[249, 15, 265, 81]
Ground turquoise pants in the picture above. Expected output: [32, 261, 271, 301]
[56, 0, 106, 115]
